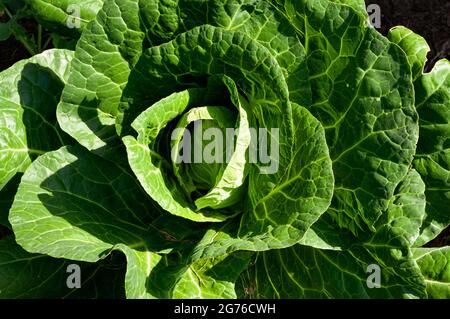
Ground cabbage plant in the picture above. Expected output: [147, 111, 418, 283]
[0, 0, 449, 299]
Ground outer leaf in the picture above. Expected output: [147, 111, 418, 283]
[0, 49, 73, 191]
[414, 247, 450, 299]
[247, 243, 425, 298]
[372, 170, 426, 247]
[387, 28, 450, 247]
[120, 246, 251, 299]
[388, 26, 430, 81]
[333, 0, 368, 18]
[242, 170, 428, 298]
[299, 169, 427, 251]
[170, 252, 251, 299]
[283, 0, 418, 234]
[413, 60, 450, 246]
[10, 145, 178, 262]
[57, 0, 144, 158]
[297, 214, 351, 250]
[0, 21, 13, 41]
[0, 236, 125, 298]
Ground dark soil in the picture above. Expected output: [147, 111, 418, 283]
[0, 225, 11, 238]
[366, 0, 450, 69]
[0, 13, 38, 71]
[0, 36, 30, 71]
[426, 226, 450, 247]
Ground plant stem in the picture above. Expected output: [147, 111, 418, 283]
[37, 24, 42, 52]
[3, 6, 13, 19]
[3, 5, 36, 56]
[16, 34, 36, 56]
[42, 34, 53, 51]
